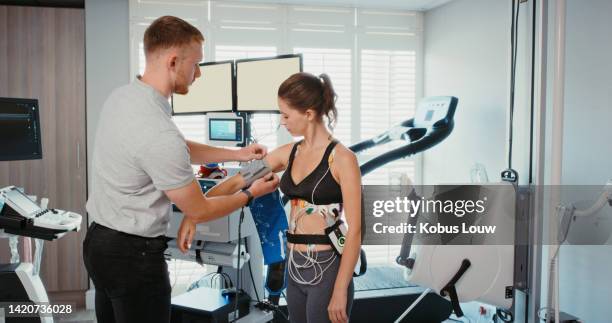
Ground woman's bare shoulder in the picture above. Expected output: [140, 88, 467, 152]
[332, 142, 358, 165]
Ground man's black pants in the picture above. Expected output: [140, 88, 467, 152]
[83, 222, 171, 323]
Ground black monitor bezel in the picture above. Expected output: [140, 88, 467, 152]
[171, 60, 236, 116]
[234, 53, 303, 114]
[0, 97, 43, 162]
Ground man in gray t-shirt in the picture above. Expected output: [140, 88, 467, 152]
[83, 16, 279, 323]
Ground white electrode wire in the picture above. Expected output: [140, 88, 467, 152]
[311, 164, 331, 206]
[287, 205, 337, 285]
[394, 288, 431, 323]
[288, 247, 335, 285]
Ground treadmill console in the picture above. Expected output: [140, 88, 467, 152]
[413, 96, 458, 128]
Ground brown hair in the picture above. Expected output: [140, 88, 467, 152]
[143, 16, 204, 56]
[278, 72, 338, 130]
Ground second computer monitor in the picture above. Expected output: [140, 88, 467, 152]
[172, 61, 234, 115]
[236, 54, 302, 112]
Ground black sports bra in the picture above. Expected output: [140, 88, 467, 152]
[279, 140, 343, 205]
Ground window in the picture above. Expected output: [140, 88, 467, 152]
[359, 49, 417, 186]
[294, 47, 352, 145]
[358, 49, 418, 269]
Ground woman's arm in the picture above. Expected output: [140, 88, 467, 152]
[205, 143, 293, 197]
[327, 147, 362, 323]
[186, 140, 267, 164]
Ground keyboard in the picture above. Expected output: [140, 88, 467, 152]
[32, 209, 82, 231]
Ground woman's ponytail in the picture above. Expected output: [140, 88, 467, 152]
[318, 73, 338, 130]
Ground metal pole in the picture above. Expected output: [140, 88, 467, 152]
[546, 0, 566, 322]
[529, 0, 549, 321]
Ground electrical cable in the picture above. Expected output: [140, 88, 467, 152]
[528, 0, 537, 185]
[274, 306, 289, 322]
[232, 206, 246, 322]
[508, 0, 516, 169]
[394, 288, 431, 323]
[249, 114, 280, 144]
[244, 238, 261, 302]
[508, 0, 521, 170]
[496, 308, 514, 322]
[526, 0, 537, 318]
[255, 300, 289, 322]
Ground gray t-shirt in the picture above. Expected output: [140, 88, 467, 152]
[86, 78, 195, 237]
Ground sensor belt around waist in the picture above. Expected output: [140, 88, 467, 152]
[286, 233, 330, 245]
[286, 220, 342, 245]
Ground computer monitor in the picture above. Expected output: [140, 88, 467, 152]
[172, 61, 234, 115]
[235, 54, 302, 112]
[206, 113, 246, 147]
[0, 97, 42, 161]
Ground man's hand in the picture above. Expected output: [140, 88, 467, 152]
[248, 173, 280, 198]
[177, 217, 197, 254]
[236, 143, 268, 162]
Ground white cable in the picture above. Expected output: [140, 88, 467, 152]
[287, 206, 336, 285]
[573, 185, 611, 217]
[546, 205, 565, 323]
[394, 288, 431, 323]
[288, 245, 336, 286]
[311, 164, 331, 205]
[555, 253, 560, 323]
[544, 182, 612, 321]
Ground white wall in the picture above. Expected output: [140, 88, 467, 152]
[84, 0, 130, 308]
[558, 0, 612, 185]
[550, 0, 612, 321]
[423, 0, 533, 321]
[425, 0, 612, 321]
[85, 0, 130, 194]
[424, 0, 512, 186]
[423, 0, 533, 182]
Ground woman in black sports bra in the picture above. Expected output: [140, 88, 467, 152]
[273, 73, 362, 323]
[191, 72, 362, 323]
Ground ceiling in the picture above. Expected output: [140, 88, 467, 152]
[225, 0, 454, 11]
[0, 0, 453, 11]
